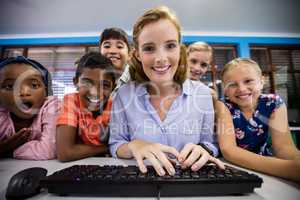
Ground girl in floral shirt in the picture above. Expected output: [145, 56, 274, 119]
[216, 58, 300, 181]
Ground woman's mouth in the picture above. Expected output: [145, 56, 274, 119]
[152, 65, 171, 74]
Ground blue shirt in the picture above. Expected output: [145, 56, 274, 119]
[224, 94, 284, 156]
[109, 79, 218, 157]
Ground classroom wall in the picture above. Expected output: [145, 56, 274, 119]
[0, 0, 300, 58]
[1, 0, 300, 37]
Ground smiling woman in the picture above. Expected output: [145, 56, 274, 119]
[109, 6, 225, 177]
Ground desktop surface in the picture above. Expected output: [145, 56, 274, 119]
[1, 157, 299, 200]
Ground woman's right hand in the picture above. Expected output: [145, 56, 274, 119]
[127, 140, 179, 176]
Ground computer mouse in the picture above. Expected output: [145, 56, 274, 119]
[6, 167, 47, 200]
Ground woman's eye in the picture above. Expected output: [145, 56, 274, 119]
[166, 42, 177, 49]
[142, 46, 155, 52]
[117, 45, 125, 49]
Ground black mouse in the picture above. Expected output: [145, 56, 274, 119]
[6, 167, 47, 200]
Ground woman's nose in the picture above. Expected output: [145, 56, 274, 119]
[155, 48, 168, 64]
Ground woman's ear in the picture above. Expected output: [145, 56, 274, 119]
[134, 49, 141, 62]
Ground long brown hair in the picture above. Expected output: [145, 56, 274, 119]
[129, 6, 187, 85]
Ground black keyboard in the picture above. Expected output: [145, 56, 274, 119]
[40, 164, 263, 197]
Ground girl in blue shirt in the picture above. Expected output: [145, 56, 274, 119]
[216, 58, 300, 181]
[109, 6, 224, 176]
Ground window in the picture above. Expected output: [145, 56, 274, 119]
[251, 46, 300, 125]
[1, 45, 99, 99]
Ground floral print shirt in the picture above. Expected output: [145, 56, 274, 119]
[224, 94, 284, 156]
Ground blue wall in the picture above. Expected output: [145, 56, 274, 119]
[1, 36, 300, 57]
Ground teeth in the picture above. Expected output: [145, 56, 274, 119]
[237, 94, 250, 99]
[153, 65, 170, 72]
[20, 102, 32, 111]
[87, 97, 100, 103]
[109, 56, 120, 60]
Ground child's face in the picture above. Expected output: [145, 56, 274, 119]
[136, 19, 180, 85]
[188, 51, 211, 81]
[222, 64, 263, 110]
[75, 68, 113, 112]
[100, 39, 129, 73]
[0, 64, 46, 119]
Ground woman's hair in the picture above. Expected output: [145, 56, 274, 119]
[75, 52, 116, 84]
[0, 56, 53, 96]
[187, 41, 213, 59]
[129, 6, 187, 85]
[99, 27, 131, 52]
[220, 57, 262, 81]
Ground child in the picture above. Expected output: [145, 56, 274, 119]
[216, 58, 300, 181]
[109, 6, 224, 176]
[187, 41, 221, 100]
[56, 52, 115, 162]
[99, 27, 131, 90]
[187, 41, 213, 81]
[0, 56, 59, 160]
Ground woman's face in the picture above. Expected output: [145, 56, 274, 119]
[135, 19, 180, 86]
[0, 64, 46, 119]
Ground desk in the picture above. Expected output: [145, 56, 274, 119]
[1, 157, 299, 200]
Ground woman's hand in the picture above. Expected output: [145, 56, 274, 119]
[128, 140, 179, 176]
[178, 143, 225, 171]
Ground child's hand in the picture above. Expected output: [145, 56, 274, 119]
[128, 140, 179, 176]
[178, 143, 225, 171]
[2, 128, 31, 152]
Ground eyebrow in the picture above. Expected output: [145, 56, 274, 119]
[80, 77, 94, 83]
[141, 39, 178, 46]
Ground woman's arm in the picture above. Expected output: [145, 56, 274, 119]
[56, 125, 107, 162]
[216, 101, 300, 181]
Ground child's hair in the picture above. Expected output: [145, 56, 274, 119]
[99, 27, 131, 51]
[0, 56, 53, 96]
[129, 6, 187, 85]
[75, 52, 116, 83]
[220, 57, 262, 81]
[187, 41, 213, 59]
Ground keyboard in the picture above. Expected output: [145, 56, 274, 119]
[40, 164, 263, 197]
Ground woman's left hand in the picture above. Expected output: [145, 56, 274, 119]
[178, 143, 225, 171]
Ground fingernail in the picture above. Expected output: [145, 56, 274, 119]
[170, 167, 175, 175]
[160, 169, 165, 176]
